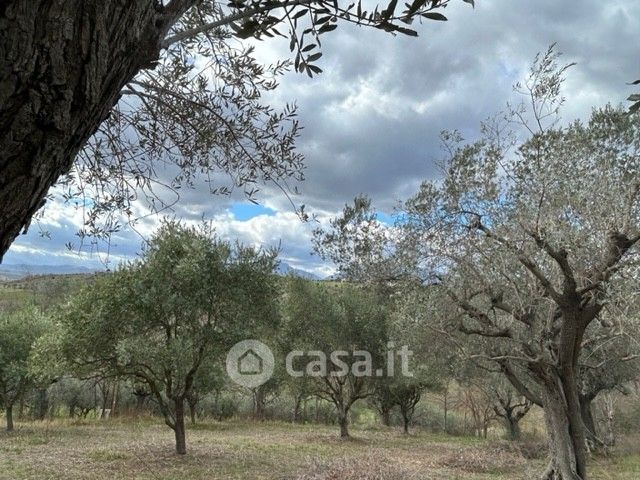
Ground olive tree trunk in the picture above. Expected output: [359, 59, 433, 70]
[5, 404, 14, 432]
[506, 417, 521, 441]
[540, 372, 587, 480]
[0, 1, 187, 259]
[174, 398, 187, 455]
[335, 404, 350, 438]
[401, 411, 410, 434]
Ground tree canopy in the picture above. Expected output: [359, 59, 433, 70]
[400, 47, 640, 479]
[58, 220, 279, 453]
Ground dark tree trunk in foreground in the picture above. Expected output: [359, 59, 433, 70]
[397, 387, 422, 435]
[5, 404, 14, 431]
[134, 392, 149, 415]
[0, 1, 186, 259]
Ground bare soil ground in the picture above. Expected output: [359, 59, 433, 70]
[0, 419, 638, 479]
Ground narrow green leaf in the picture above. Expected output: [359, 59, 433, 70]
[318, 23, 338, 34]
[422, 12, 447, 21]
[396, 26, 419, 36]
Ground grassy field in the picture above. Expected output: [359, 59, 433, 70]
[0, 419, 639, 479]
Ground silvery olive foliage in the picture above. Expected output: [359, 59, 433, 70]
[400, 46, 640, 478]
[312, 195, 402, 283]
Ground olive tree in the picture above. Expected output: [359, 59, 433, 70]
[402, 48, 640, 479]
[283, 277, 388, 437]
[59, 220, 279, 454]
[577, 303, 640, 447]
[0, 306, 50, 431]
[313, 195, 403, 285]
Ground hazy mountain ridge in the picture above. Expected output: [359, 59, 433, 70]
[0, 264, 98, 281]
[0, 262, 321, 281]
[276, 262, 322, 280]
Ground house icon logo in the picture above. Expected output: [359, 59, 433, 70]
[238, 349, 263, 375]
[226, 340, 274, 388]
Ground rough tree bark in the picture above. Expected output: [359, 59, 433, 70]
[0, 0, 191, 260]
[540, 375, 585, 480]
[503, 334, 590, 479]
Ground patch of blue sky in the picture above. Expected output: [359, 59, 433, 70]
[376, 210, 413, 226]
[230, 202, 276, 221]
[375, 212, 396, 225]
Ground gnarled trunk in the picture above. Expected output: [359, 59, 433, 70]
[0, 1, 173, 259]
[541, 375, 587, 480]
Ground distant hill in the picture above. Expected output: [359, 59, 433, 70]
[0, 263, 99, 281]
[0, 271, 99, 311]
[1, 262, 325, 281]
[276, 262, 322, 280]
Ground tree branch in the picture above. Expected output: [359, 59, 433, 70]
[500, 362, 543, 407]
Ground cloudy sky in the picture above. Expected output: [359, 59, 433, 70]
[4, 0, 639, 276]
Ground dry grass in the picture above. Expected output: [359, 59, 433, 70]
[0, 418, 637, 480]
